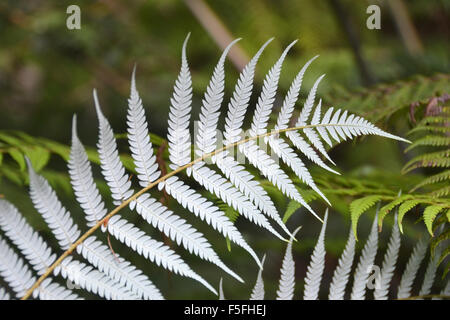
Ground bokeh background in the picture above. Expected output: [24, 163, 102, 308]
[0, 0, 448, 299]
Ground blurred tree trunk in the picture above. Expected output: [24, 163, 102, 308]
[328, 0, 376, 86]
[183, 0, 249, 71]
[386, 0, 424, 57]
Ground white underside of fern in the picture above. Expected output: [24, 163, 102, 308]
[220, 209, 446, 300]
[0, 36, 415, 300]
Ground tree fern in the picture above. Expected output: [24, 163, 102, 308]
[0, 37, 419, 300]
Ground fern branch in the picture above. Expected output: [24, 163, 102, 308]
[328, 226, 356, 300]
[350, 211, 379, 300]
[20, 122, 409, 300]
[303, 211, 328, 300]
[397, 237, 428, 299]
[374, 213, 401, 300]
[276, 227, 301, 300]
[250, 255, 266, 300]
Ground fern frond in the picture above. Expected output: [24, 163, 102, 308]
[402, 149, 450, 174]
[59, 257, 138, 300]
[0, 237, 79, 300]
[161, 175, 259, 266]
[69, 116, 107, 227]
[350, 211, 379, 300]
[423, 205, 446, 235]
[397, 237, 428, 298]
[250, 41, 296, 137]
[27, 158, 81, 250]
[0, 199, 56, 275]
[0, 200, 132, 300]
[303, 211, 328, 300]
[223, 38, 273, 145]
[127, 67, 161, 187]
[350, 195, 383, 240]
[28, 160, 163, 300]
[214, 154, 292, 237]
[191, 162, 286, 244]
[13, 37, 416, 299]
[374, 213, 401, 300]
[0, 236, 43, 298]
[405, 135, 450, 153]
[70, 120, 217, 294]
[133, 192, 243, 282]
[276, 227, 301, 300]
[398, 199, 423, 233]
[328, 227, 356, 300]
[250, 254, 266, 300]
[275, 55, 319, 130]
[195, 38, 240, 156]
[239, 140, 321, 221]
[94, 90, 134, 205]
[419, 236, 443, 296]
[167, 34, 193, 170]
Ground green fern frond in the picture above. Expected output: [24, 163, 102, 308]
[402, 149, 450, 174]
[423, 205, 446, 236]
[408, 125, 450, 135]
[350, 195, 384, 240]
[398, 200, 424, 233]
[427, 186, 450, 198]
[325, 73, 450, 122]
[378, 195, 412, 229]
[410, 170, 450, 192]
[405, 136, 450, 153]
[431, 227, 450, 258]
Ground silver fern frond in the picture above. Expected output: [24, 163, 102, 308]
[276, 227, 301, 300]
[250, 254, 266, 300]
[397, 237, 429, 299]
[127, 66, 161, 187]
[27, 159, 163, 300]
[419, 233, 443, 296]
[303, 210, 328, 300]
[350, 210, 379, 300]
[70, 117, 216, 295]
[1, 37, 418, 300]
[328, 226, 356, 300]
[374, 213, 401, 300]
[167, 33, 193, 171]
